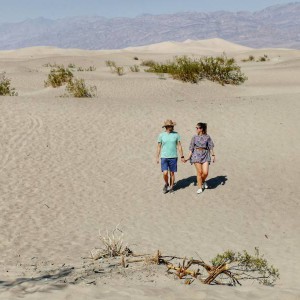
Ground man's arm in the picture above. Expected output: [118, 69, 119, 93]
[177, 141, 185, 162]
[156, 143, 161, 164]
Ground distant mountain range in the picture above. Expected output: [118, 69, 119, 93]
[0, 3, 299, 50]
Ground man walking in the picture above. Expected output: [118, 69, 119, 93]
[156, 120, 185, 193]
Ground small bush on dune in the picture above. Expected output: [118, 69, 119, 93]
[66, 78, 97, 98]
[241, 55, 255, 62]
[144, 55, 247, 85]
[44, 66, 73, 88]
[133, 56, 139, 60]
[77, 67, 84, 72]
[0, 72, 18, 96]
[141, 59, 156, 67]
[257, 54, 270, 62]
[85, 66, 96, 71]
[68, 63, 76, 69]
[129, 65, 140, 72]
[115, 66, 125, 76]
[105, 60, 117, 69]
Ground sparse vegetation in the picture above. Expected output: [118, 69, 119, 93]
[141, 59, 156, 67]
[68, 63, 76, 69]
[65, 78, 97, 98]
[241, 55, 255, 62]
[77, 67, 84, 72]
[105, 61, 125, 76]
[44, 66, 73, 88]
[0, 72, 18, 96]
[91, 227, 279, 287]
[85, 65, 96, 71]
[257, 54, 270, 62]
[43, 62, 60, 68]
[133, 56, 139, 60]
[144, 54, 247, 85]
[129, 65, 140, 72]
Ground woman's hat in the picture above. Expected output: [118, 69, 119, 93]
[162, 119, 176, 128]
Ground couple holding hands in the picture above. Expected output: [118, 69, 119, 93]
[156, 120, 215, 194]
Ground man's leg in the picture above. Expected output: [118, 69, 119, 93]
[161, 158, 169, 193]
[168, 158, 178, 192]
[169, 172, 175, 189]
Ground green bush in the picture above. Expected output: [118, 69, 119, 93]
[44, 66, 73, 88]
[105, 60, 116, 69]
[68, 63, 76, 69]
[241, 55, 255, 62]
[85, 66, 96, 71]
[0, 72, 18, 96]
[144, 55, 247, 85]
[257, 55, 269, 62]
[129, 65, 140, 72]
[141, 59, 156, 67]
[66, 78, 97, 98]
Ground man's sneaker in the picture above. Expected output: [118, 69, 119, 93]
[197, 188, 203, 194]
[202, 181, 208, 189]
[163, 184, 169, 194]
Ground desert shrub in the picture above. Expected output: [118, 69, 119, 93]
[43, 62, 60, 68]
[66, 78, 97, 98]
[115, 66, 124, 76]
[85, 66, 96, 71]
[129, 65, 140, 72]
[105, 60, 116, 69]
[211, 247, 279, 286]
[241, 55, 255, 62]
[77, 67, 84, 72]
[144, 55, 247, 85]
[257, 54, 269, 62]
[141, 59, 156, 67]
[0, 72, 18, 96]
[68, 63, 76, 69]
[44, 66, 73, 88]
[133, 56, 139, 60]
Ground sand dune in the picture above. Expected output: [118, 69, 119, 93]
[0, 41, 300, 299]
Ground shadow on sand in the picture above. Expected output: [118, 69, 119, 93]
[175, 175, 227, 191]
[0, 267, 73, 295]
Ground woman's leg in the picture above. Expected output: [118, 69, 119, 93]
[201, 162, 209, 183]
[194, 163, 203, 189]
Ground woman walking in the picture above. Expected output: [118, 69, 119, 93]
[185, 123, 215, 194]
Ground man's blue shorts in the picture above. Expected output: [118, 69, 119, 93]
[161, 158, 178, 172]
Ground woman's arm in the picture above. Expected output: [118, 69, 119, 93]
[184, 150, 193, 162]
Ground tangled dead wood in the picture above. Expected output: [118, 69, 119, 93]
[91, 227, 279, 287]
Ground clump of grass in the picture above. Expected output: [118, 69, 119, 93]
[141, 59, 156, 67]
[85, 66, 96, 71]
[257, 54, 270, 62]
[144, 55, 247, 85]
[43, 62, 60, 68]
[0, 72, 18, 96]
[133, 56, 139, 60]
[129, 65, 140, 72]
[77, 67, 84, 72]
[105, 60, 117, 69]
[115, 66, 124, 76]
[44, 66, 73, 88]
[65, 78, 97, 98]
[68, 63, 76, 69]
[241, 55, 255, 62]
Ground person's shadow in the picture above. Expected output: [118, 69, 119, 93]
[175, 175, 227, 191]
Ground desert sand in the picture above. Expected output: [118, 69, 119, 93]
[0, 38, 300, 299]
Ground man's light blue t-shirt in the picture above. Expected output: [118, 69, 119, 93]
[157, 131, 181, 158]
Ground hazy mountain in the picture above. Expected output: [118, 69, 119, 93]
[0, 3, 299, 50]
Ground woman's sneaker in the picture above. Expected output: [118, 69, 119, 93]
[202, 182, 208, 189]
[197, 188, 203, 194]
